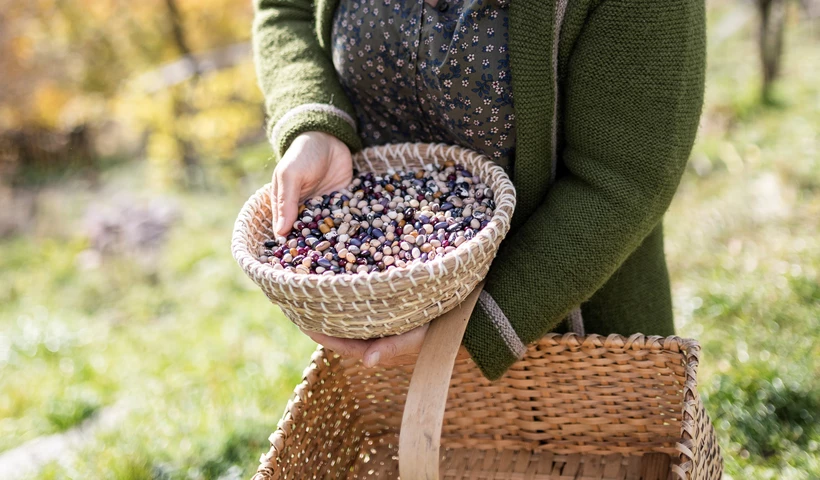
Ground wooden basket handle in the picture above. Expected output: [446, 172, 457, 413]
[398, 282, 485, 480]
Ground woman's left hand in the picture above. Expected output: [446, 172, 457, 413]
[301, 323, 431, 367]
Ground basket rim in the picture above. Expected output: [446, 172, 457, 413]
[231, 142, 516, 288]
[253, 332, 704, 480]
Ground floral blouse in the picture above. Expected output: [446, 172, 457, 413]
[331, 0, 516, 168]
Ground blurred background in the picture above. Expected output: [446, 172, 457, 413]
[0, 0, 817, 478]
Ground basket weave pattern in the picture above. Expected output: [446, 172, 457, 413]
[253, 333, 723, 479]
[231, 143, 516, 339]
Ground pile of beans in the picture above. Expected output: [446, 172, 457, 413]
[259, 161, 495, 275]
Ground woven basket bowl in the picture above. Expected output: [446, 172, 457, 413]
[252, 331, 723, 480]
[231, 143, 515, 339]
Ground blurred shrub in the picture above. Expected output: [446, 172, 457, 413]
[0, 0, 266, 189]
[45, 389, 101, 432]
[706, 362, 820, 461]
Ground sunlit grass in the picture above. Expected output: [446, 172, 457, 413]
[667, 10, 819, 479]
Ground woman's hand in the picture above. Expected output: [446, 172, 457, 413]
[301, 322, 470, 368]
[271, 131, 353, 237]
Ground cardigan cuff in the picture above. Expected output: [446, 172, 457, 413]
[462, 290, 527, 381]
[268, 103, 363, 158]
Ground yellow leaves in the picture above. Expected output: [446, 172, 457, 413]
[10, 35, 34, 63]
[32, 83, 72, 129]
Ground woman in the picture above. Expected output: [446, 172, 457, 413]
[252, 0, 705, 380]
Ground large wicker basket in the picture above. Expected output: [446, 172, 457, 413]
[231, 143, 516, 339]
[251, 287, 723, 480]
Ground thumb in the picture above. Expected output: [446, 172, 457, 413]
[274, 170, 299, 237]
[363, 325, 428, 367]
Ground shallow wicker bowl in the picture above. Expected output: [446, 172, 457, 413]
[231, 143, 516, 339]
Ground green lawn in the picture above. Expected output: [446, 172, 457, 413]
[1, 4, 817, 479]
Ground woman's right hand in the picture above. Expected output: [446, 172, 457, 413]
[271, 131, 353, 237]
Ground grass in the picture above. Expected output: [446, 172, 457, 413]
[1, 3, 818, 479]
[665, 5, 819, 478]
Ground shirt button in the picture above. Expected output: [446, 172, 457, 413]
[437, 1, 449, 12]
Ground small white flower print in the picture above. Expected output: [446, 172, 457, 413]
[462, 79, 469, 87]
[500, 134, 507, 141]
[504, 123, 512, 129]
[474, 120, 480, 125]
[493, 151, 501, 158]
[487, 28, 495, 36]
[490, 127, 499, 134]
[492, 107, 499, 114]
[465, 129, 474, 137]
[443, 79, 452, 87]
[490, 116, 498, 122]
[464, 98, 471, 105]
[485, 45, 494, 52]
[484, 98, 492, 105]
[475, 107, 483, 114]
[463, 115, 470, 122]
[482, 59, 490, 67]
[485, 140, 493, 146]
[467, 53, 475, 61]
[478, 130, 485, 136]
[473, 35, 479, 44]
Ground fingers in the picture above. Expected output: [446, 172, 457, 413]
[270, 178, 278, 234]
[274, 168, 299, 237]
[301, 328, 372, 360]
[363, 324, 429, 368]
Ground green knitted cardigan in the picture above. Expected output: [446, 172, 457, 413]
[252, 0, 706, 380]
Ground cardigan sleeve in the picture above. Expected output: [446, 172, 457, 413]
[252, 0, 362, 158]
[462, 0, 706, 380]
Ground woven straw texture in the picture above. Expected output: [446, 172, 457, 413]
[231, 143, 516, 339]
[252, 334, 722, 480]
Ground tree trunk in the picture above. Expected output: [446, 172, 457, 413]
[757, 0, 787, 103]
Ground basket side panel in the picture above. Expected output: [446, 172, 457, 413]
[253, 352, 365, 479]
[255, 351, 415, 479]
[691, 398, 723, 480]
[442, 334, 688, 456]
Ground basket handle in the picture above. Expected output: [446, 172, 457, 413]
[398, 282, 484, 480]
